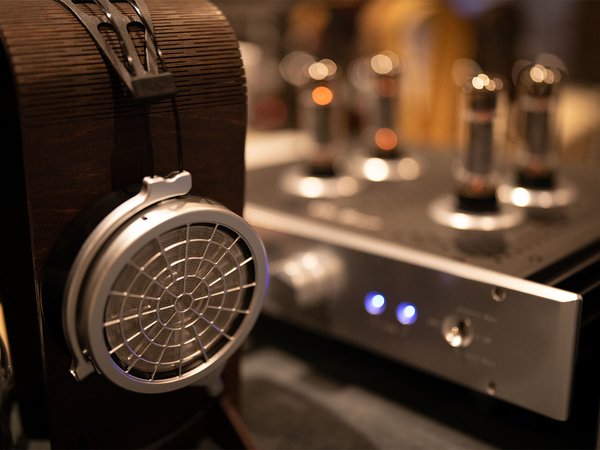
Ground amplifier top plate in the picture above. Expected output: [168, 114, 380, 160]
[247, 149, 600, 280]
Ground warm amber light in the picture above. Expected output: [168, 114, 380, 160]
[472, 74, 489, 90]
[308, 62, 329, 81]
[471, 73, 502, 92]
[374, 127, 398, 151]
[467, 175, 487, 194]
[529, 63, 557, 84]
[311, 86, 334, 106]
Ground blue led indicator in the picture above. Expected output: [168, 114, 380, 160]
[364, 292, 386, 315]
[396, 302, 417, 325]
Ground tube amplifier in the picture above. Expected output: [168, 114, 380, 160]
[245, 65, 600, 432]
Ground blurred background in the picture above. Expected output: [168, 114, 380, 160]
[208, 5, 600, 448]
[213, 0, 600, 164]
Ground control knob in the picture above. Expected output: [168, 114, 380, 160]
[268, 249, 345, 310]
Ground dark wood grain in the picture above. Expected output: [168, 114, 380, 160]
[0, 0, 249, 447]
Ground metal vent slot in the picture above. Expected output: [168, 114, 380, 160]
[95, 21, 147, 74]
[127, 22, 148, 71]
[103, 223, 256, 382]
[97, 23, 129, 73]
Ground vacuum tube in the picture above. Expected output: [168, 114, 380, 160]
[430, 73, 523, 230]
[498, 63, 576, 209]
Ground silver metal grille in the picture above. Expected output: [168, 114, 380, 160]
[103, 223, 255, 381]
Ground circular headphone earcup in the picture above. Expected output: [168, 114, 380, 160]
[65, 191, 267, 393]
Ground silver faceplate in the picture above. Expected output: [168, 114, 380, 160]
[247, 204, 580, 420]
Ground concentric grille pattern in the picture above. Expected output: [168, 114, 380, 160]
[104, 224, 255, 380]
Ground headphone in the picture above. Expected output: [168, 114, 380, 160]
[50, 0, 268, 394]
